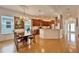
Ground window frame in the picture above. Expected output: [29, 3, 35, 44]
[1, 16, 14, 34]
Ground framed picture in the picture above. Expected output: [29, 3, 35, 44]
[14, 16, 24, 29]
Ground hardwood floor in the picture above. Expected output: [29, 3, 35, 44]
[0, 35, 77, 53]
[0, 40, 16, 53]
[19, 39, 67, 53]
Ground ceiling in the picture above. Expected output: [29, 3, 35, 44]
[0, 5, 79, 18]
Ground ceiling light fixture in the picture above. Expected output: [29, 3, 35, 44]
[66, 8, 72, 18]
[20, 5, 27, 20]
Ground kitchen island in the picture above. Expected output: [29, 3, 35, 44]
[39, 29, 63, 39]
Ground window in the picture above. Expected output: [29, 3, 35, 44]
[24, 20, 31, 36]
[1, 16, 14, 34]
[6, 21, 11, 28]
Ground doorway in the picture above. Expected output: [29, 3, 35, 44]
[67, 21, 77, 52]
[67, 22, 76, 46]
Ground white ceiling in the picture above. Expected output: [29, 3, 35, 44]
[0, 5, 79, 18]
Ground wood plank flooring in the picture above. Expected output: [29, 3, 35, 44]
[0, 35, 77, 53]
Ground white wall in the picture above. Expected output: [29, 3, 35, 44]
[0, 7, 24, 41]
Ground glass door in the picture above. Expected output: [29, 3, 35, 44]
[67, 22, 76, 46]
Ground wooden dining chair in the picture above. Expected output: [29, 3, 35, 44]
[14, 32, 26, 51]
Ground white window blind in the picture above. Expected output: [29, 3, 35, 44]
[1, 16, 14, 34]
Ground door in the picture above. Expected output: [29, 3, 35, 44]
[67, 22, 76, 46]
